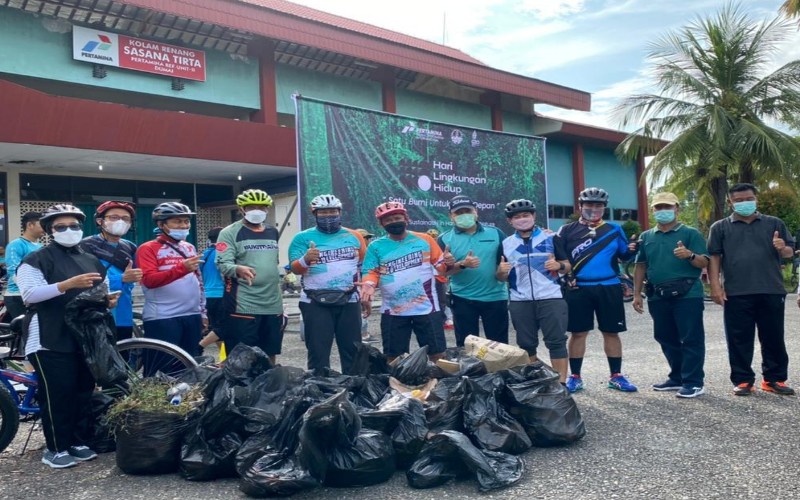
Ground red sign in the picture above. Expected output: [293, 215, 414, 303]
[118, 35, 206, 82]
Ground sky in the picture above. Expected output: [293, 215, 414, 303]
[286, 0, 800, 132]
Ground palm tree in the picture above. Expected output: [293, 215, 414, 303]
[615, 2, 800, 222]
[781, 0, 800, 18]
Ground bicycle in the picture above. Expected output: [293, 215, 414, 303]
[0, 318, 199, 454]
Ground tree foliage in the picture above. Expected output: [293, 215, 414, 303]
[758, 186, 800, 235]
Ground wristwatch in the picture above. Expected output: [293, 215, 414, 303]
[458, 262, 467, 270]
[689, 253, 696, 261]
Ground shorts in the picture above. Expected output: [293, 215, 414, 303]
[565, 284, 627, 333]
[227, 312, 284, 356]
[206, 297, 226, 340]
[380, 312, 446, 357]
[509, 299, 568, 358]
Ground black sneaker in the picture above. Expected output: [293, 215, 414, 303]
[733, 382, 754, 396]
[761, 380, 796, 396]
[676, 386, 705, 398]
[42, 450, 78, 469]
[68, 445, 98, 462]
[652, 379, 682, 391]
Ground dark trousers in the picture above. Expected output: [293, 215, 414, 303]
[450, 295, 509, 346]
[723, 294, 788, 385]
[28, 350, 95, 453]
[647, 297, 705, 387]
[299, 301, 362, 374]
[226, 313, 284, 356]
[143, 314, 202, 376]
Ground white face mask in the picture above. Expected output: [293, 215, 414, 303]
[104, 220, 131, 237]
[53, 229, 83, 247]
[244, 209, 267, 224]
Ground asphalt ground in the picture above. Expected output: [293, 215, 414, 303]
[3, 296, 800, 499]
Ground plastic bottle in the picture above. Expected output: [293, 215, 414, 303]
[167, 382, 191, 405]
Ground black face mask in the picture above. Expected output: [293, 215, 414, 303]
[316, 215, 342, 234]
[384, 221, 407, 235]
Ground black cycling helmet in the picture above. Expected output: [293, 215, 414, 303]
[578, 187, 609, 205]
[40, 204, 86, 233]
[504, 199, 536, 217]
[152, 202, 195, 222]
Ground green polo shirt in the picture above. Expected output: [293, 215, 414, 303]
[439, 223, 508, 302]
[634, 223, 708, 301]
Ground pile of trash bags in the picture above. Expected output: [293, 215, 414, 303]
[112, 343, 585, 496]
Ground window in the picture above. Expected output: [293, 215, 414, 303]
[612, 208, 638, 221]
[547, 205, 574, 219]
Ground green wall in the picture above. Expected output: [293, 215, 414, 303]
[545, 141, 574, 206]
[503, 111, 534, 135]
[584, 146, 637, 209]
[395, 89, 491, 129]
[275, 63, 382, 114]
[0, 7, 259, 108]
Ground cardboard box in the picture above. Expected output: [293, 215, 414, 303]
[463, 335, 530, 372]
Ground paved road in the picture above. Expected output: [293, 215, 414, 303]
[3, 297, 800, 499]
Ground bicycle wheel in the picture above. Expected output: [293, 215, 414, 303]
[116, 338, 198, 382]
[0, 385, 20, 454]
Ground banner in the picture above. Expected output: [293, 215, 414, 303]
[73, 26, 206, 82]
[295, 97, 547, 234]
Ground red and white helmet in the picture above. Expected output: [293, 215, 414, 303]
[374, 201, 407, 221]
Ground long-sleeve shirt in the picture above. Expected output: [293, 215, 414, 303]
[136, 236, 206, 321]
[4, 237, 41, 296]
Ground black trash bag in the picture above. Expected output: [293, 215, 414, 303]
[347, 375, 389, 409]
[296, 390, 361, 483]
[235, 432, 273, 476]
[425, 376, 467, 433]
[223, 344, 274, 386]
[239, 366, 307, 435]
[115, 410, 191, 475]
[64, 284, 128, 389]
[359, 393, 407, 433]
[325, 429, 395, 487]
[74, 391, 116, 453]
[463, 375, 531, 455]
[239, 448, 319, 498]
[199, 377, 249, 439]
[180, 425, 242, 481]
[392, 397, 428, 469]
[392, 346, 430, 386]
[502, 362, 586, 447]
[349, 342, 391, 376]
[406, 430, 524, 492]
[178, 365, 219, 386]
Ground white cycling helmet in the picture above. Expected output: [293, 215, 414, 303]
[310, 194, 343, 212]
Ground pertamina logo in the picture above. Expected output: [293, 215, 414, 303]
[81, 34, 114, 62]
[400, 121, 443, 142]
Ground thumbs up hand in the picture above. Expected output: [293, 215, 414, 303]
[497, 255, 512, 275]
[461, 249, 481, 269]
[543, 253, 561, 272]
[122, 259, 143, 283]
[442, 244, 456, 267]
[773, 231, 786, 251]
[673, 240, 692, 260]
[305, 241, 321, 265]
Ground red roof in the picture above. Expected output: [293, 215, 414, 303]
[238, 0, 486, 66]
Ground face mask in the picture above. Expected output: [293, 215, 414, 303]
[654, 209, 676, 224]
[53, 229, 83, 247]
[316, 215, 342, 234]
[454, 213, 477, 229]
[732, 200, 757, 217]
[104, 220, 131, 237]
[384, 221, 407, 236]
[581, 207, 604, 223]
[168, 229, 190, 241]
[244, 209, 267, 225]
[511, 216, 535, 232]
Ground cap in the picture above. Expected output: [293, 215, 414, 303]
[449, 195, 476, 212]
[651, 192, 680, 208]
[356, 228, 374, 239]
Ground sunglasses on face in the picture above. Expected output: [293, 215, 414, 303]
[52, 223, 82, 232]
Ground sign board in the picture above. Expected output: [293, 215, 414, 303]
[72, 26, 206, 82]
[294, 96, 548, 234]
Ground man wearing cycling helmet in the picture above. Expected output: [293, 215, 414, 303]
[80, 201, 143, 345]
[17, 204, 109, 468]
[360, 201, 447, 361]
[288, 194, 367, 373]
[137, 202, 206, 362]
[556, 187, 638, 393]
[497, 199, 571, 383]
[438, 195, 508, 346]
[216, 189, 282, 364]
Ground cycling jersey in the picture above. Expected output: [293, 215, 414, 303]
[502, 228, 566, 301]
[362, 231, 445, 316]
[201, 247, 224, 299]
[439, 223, 508, 302]
[4, 237, 41, 296]
[137, 236, 206, 321]
[556, 221, 633, 286]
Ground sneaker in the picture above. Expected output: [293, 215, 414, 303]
[733, 382, 754, 396]
[652, 379, 682, 392]
[42, 450, 78, 469]
[761, 380, 796, 396]
[608, 373, 638, 392]
[565, 374, 584, 393]
[676, 386, 705, 398]
[68, 445, 98, 462]
[361, 334, 379, 343]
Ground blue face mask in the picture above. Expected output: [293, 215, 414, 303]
[454, 213, 477, 229]
[168, 228, 190, 241]
[732, 200, 757, 217]
[654, 209, 676, 224]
